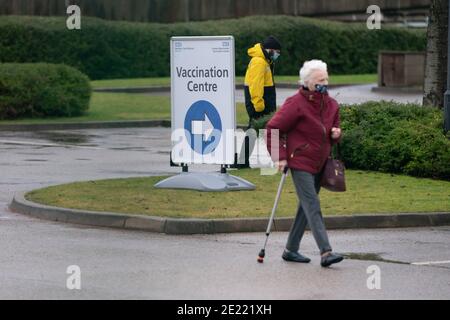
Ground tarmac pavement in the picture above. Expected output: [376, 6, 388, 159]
[122, 83, 424, 106]
[235, 83, 422, 106]
[1, 127, 449, 299]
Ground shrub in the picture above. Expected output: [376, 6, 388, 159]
[0, 15, 426, 79]
[340, 101, 450, 180]
[247, 101, 448, 180]
[0, 63, 91, 119]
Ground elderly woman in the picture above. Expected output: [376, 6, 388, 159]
[266, 60, 344, 268]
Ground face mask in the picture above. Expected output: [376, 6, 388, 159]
[271, 51, 280, 61]
[315, 84, 328, 94]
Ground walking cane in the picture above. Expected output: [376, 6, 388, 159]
[257, 166, 289, 263]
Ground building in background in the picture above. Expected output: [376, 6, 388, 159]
[0, 0, 431, 26]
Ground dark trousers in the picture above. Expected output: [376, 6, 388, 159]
[237, 124, 257, 166]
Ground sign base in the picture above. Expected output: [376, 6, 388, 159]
[154, 172, 255, 192]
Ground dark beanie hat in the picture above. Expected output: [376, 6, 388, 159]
[262, 36, 282, 50]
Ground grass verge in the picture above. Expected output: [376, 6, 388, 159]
[91, 74, 377, 89]
[26, 169, 450, 219]
[0, 93, 249, 126]
[1, 74, 376, 126]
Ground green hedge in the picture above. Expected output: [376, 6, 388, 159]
[0, 15, 426, 80]
[0, 63, 91, 119]
[340, 102, 450, 181]
[247, 101, 448, 180]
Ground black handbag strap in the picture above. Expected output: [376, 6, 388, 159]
[331, 143, 342, 160]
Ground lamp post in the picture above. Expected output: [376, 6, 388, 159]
[445, 0, 450, 133]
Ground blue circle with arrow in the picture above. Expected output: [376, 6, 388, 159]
[184, 100, 222, 155]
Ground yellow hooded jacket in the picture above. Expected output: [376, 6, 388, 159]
[244, 43, 277, 120]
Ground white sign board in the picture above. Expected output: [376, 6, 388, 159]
[170, 36, 236, 165]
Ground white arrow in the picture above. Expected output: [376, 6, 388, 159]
[191, 113, 214, 141]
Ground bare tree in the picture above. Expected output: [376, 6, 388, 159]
[423, 0, 449, 108]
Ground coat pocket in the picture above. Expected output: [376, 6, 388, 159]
[290, 143, 310, 159]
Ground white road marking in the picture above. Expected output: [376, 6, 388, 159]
[0, 140, 102, 150]
[411, 260, 450, 266]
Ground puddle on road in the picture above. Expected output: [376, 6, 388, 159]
[32, 132, 96, 145]
[16, 152, 54, 156]
[0, 147, 20, 150]
[109, 147, 148, 151]
[23, 159, 48, 162]
[342, 252, 409, 265]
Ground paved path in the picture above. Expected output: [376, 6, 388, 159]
[151, 83, 423, 106]
[235, 84, 423, 106]
[1, 128, 449, 299]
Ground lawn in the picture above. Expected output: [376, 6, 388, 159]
[0, 74, 376, 126]
[26, 169, 450, 219]
[91, 74, 377, 89]
[0, 93, 250, 126]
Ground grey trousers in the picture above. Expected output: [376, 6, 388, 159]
[286, 169, 333, 255]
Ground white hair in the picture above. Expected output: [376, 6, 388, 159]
[299, 60, 328, 85]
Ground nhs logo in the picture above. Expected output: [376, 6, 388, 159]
[222, 42, 230, 47]
[175, 42, 182, 48]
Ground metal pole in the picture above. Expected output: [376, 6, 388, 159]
[444, 0, 450, 133]
[265, 167, 289, 235]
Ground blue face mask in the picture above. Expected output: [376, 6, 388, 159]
[315, 84, 328, 94]
[272, 51, 280, 61]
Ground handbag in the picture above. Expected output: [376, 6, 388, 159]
[320, 144, 346, 192]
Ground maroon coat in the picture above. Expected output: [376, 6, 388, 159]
[266, 88, 341, 174]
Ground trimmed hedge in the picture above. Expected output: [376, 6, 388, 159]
[256, 102, 449, 180]
[0, 15, 426, 80]
[0, 63, 91, 119]
[340, 102, 450, 181]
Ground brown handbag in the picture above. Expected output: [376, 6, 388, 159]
[320, 144, 346, 192]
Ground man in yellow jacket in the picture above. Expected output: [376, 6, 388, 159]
[237, 36, 282, 168]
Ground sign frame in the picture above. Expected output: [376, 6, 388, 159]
[170, 36, 236, 166]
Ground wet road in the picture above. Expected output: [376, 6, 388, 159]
[1, 128, 449, 299]
[151, 83, 424, 106]
[238, 83, 423, 106]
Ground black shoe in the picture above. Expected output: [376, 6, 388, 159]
[282, 250, 311, 263]
[321, 253, 344, 267]
[232, 163, 250, 169]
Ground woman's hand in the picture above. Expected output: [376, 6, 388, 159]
[276, 160, 288, 172]
[331, 127, 342, 140]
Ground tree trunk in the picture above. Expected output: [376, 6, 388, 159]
[423, 0, 449, 108]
